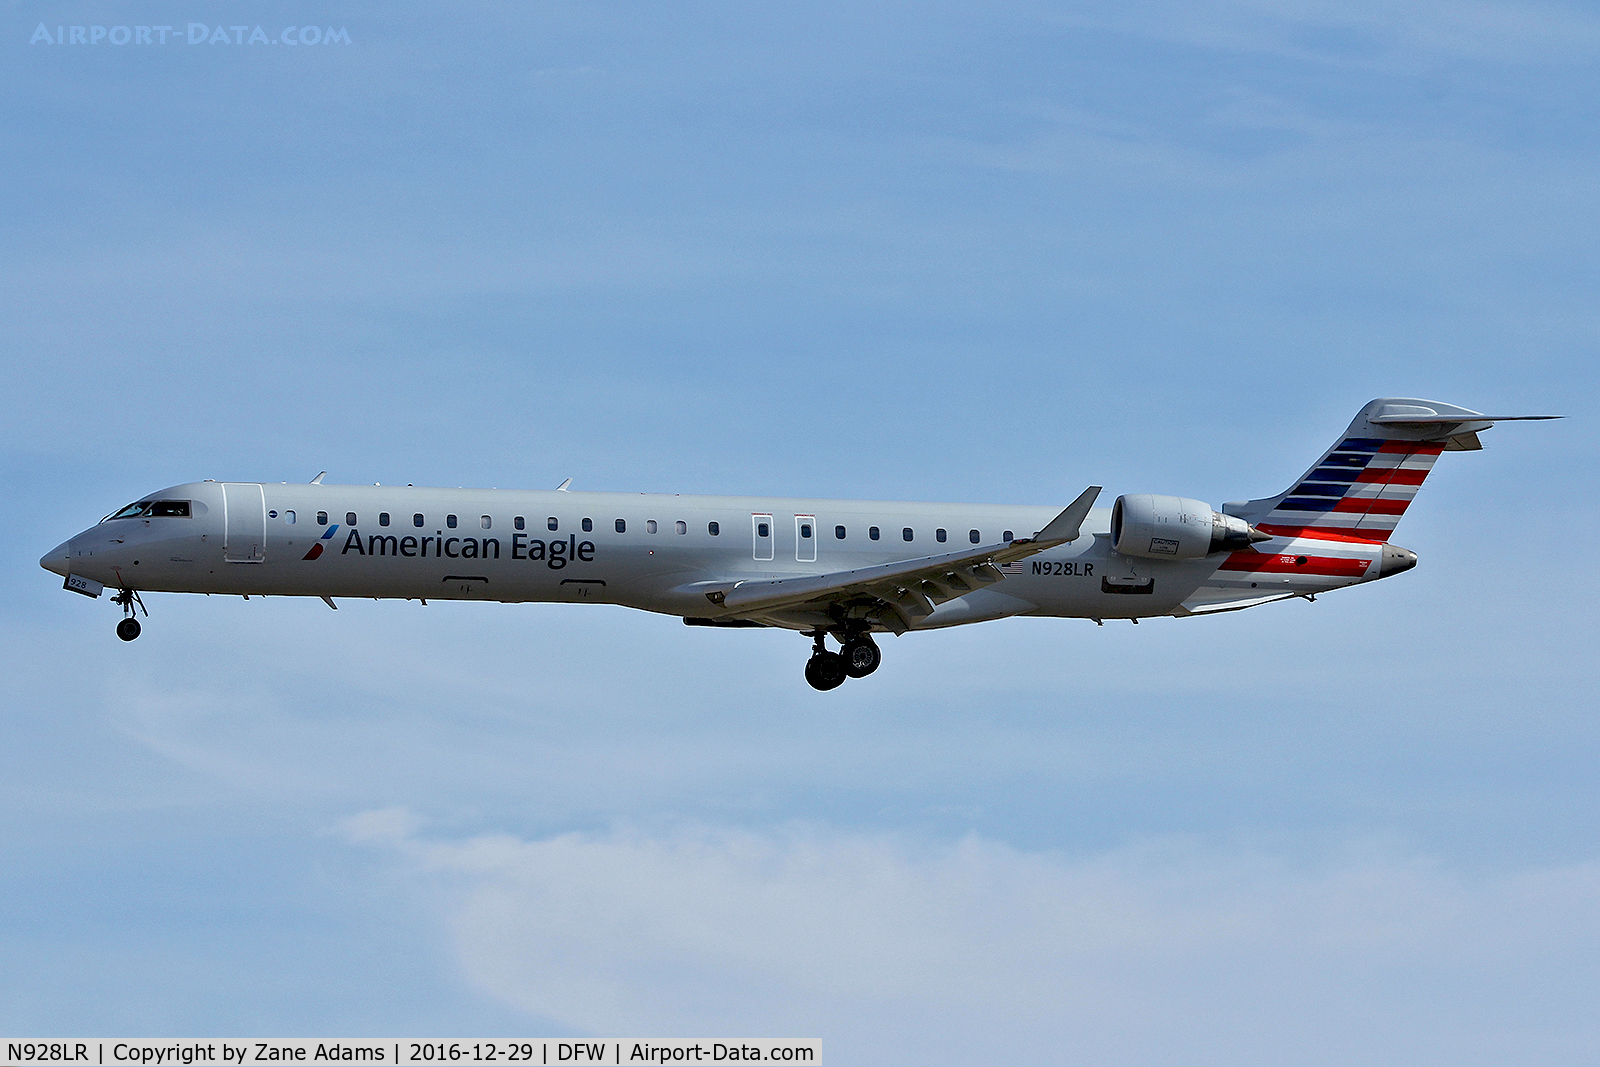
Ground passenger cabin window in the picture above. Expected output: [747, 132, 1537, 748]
[379, 513, 390, 526]
[869, 526, 880, 540]
[835, 525, 846, 539]
[1003, 530, 1014, 542]
[647, 520, 658, 534]
[317, 511, 328, 525]
[676, 521, 687, 535]
[800, 523, 812, 539]
[480, 515, 492, 530]
[708, 521, 719, 536]
[447, 515, 458, 529]
[284, 510, 295, 524]
[582, 518, 593, 532]
[346, 512, 358, 526]
[969, 529, 980, 544]
[413, 513, 424, 527]
[615, 519, 626, 533]
[514, 516, 525, 531]
[757, 522, 770, 538]
[150, 501, 191, 517]
[548, 517, 559, 531]
[936, 528, 946, 542]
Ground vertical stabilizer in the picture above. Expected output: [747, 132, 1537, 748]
[1225, 399, 1507, 543]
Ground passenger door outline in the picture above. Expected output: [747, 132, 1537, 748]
[751, 513, 774, 561]
[222, 482, 266, 563]
[794, 514, 816, 562]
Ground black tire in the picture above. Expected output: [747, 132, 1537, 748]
[842, 638, 881, 678]
[804, 651, 847, 691]
[116, 618, 142, 642]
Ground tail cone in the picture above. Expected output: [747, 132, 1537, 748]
[1377, 544, 1418, 579]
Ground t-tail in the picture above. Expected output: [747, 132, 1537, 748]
[1175, 398, 1558, 616]
[1225, 398, 1559, 544]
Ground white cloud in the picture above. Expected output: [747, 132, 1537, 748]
[342, 815, 1600, 1064]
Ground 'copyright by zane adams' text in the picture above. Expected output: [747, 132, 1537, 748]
[30, 24, 350, 46]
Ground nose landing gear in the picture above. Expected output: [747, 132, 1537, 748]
[803, 629, 881, 690]
[112, 586, 146, 641]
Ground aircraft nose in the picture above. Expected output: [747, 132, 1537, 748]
[40, 539, 72, 577]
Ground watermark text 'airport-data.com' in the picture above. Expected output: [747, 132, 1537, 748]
[30, 24, 350, 47]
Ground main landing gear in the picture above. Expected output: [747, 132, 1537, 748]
[112, 586, 146, 641]
[803, 629, 881, 691]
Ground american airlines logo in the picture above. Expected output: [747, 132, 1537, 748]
[301, 525, 342, 561]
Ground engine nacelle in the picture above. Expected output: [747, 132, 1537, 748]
[1110, 494, 1266, 560]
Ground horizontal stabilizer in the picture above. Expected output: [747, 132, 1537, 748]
[1369, 414, 1560, 425]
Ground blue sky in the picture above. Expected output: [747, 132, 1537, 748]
[2, 2, 1596, 1062]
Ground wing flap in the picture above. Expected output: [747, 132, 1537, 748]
[698, 487, 1101, 621]
[714, 543, 1010, 613]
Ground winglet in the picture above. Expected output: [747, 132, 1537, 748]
[1030, 486, 1102, 543]
[556, 478, 573, 491]
[310, 471, 327, 485]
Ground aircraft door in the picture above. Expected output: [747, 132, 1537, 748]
[223, 482, 266, 562]
[752, 513, 774, 561]
[795, 514, 816, 562]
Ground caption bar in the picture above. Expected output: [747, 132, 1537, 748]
[3, 1044, 817, 1067]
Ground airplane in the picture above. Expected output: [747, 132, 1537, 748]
[40, 398, 1556, 690]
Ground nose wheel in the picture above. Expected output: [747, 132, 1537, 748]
[111, 586, 147, 641]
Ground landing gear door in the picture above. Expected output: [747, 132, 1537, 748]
[223, 482, 266, 562]
[752, 513, 774, 561]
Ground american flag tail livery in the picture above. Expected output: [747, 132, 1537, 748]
[1227, 399, 1558, 544]
[1173, 398, 1558, 616]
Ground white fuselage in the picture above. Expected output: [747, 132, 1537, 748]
[41, 479, 1390, 632]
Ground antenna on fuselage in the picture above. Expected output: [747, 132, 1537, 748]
[555, 478, 573, 491]
[310, 471, 326, 484]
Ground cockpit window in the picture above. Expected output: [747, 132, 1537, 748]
[106, 499, 192, 521]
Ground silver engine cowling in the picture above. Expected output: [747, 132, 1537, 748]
[1110, 494, 1269, 560]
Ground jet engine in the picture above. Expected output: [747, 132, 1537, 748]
[1110, 494, 1269, 560]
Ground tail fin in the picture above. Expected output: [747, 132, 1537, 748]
[1225, 399, 1556, 543]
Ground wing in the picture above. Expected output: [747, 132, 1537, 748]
[687, 486, 1101, 632]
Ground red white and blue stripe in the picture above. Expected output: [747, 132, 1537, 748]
[1254, 437, 1441, 544]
